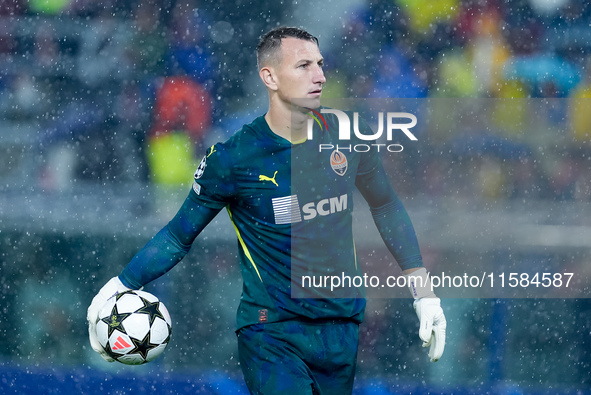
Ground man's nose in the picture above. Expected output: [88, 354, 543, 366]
[313, 66, 326, 84]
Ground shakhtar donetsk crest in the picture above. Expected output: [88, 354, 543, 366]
[330, 150, 348, 176]
[194, 155, 207, 179]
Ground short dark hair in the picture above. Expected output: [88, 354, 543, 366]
[256, 26, 319, 70]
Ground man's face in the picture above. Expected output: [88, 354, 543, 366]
[273, 37, 326, 109]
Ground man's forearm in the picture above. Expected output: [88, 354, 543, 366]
[120, 225, 191, 289]
[370, 198, 424, 271]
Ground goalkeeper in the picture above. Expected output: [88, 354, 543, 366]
[87, 26, 446, 394]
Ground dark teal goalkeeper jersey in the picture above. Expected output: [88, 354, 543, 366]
[192, 114, 377, 328]
[120, 113, 424, 330]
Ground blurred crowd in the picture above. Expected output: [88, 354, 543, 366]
[324, 0, 591, 202]
[0, 0, 590, 197]
[0, 0, 283, 191]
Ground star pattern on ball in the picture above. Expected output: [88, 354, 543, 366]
[96, 291, 172, 364]
[101, 303, 131, 338]
[129, 333, 160, 362]
[136, 299, 166, 326]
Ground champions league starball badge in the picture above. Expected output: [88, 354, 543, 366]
[194, 155, 207, 179]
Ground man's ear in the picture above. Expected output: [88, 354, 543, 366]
[259, 66, 278, 91]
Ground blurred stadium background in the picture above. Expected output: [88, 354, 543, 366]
[1, 0, 591, 393]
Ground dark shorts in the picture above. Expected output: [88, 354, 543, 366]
[237, 319, 359, 395]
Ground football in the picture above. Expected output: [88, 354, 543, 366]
[95, 290, 172, 365]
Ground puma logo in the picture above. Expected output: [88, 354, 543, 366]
[259, 170, 278, 187]
[207, 145, 217, 157]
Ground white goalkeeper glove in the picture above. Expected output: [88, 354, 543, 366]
[87, 276, 131, 362]
[405, 268, 446, 362]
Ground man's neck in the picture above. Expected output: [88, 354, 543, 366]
[265, 101, 309, 143]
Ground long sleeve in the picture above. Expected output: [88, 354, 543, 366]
[355, 161, 424, 271]
[119, 192, 222, 289]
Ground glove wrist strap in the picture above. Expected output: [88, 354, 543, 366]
[405, 267, 436, 299]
